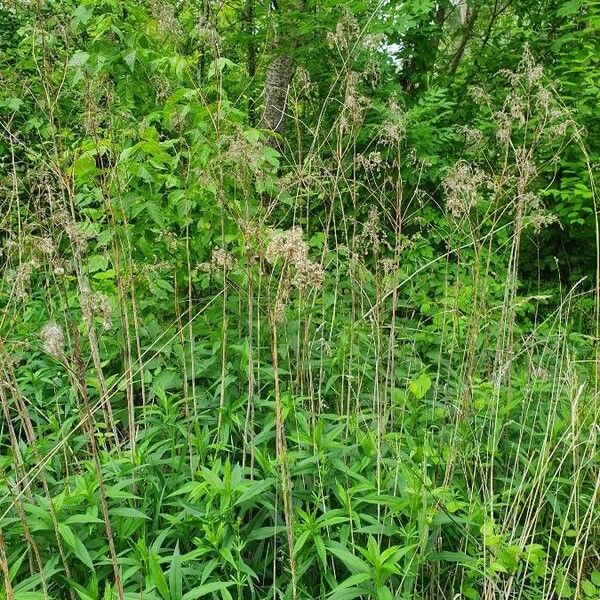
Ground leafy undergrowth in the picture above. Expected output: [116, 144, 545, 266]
[1, 1, 599, 600]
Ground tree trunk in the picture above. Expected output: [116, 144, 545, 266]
[260, 55, 295, 148]
[448, 5, 478, 77]
[244, 0, 257, 126]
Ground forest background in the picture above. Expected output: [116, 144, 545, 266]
[0, 1, 599, 599]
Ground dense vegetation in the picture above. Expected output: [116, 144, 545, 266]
[0, 1, 599, 599]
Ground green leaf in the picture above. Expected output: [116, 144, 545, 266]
[149, 552, 170, 600]
[68, 51, 90, 67]
[8, 551, 28, 583]
[5, 98, 23, 111]
[326, 542, 370, 574]
[169, 542, 183, 600]
[428, 551, 477, 567]
[207, 58, 235, 79]
[234, 478, 273, 506]
[328, 573, 371, 600]
[293, 530, 311, 555]
[124, 50, 136, 72]
[65, 515, 104, 525]
[181, 582, 235, 600]
[66, 578, 96, 600]
[582, 580, 596, 597]
[110, 507, 150, 520]
[72, 154, 97, 180]
[557, 0, 584, 16]
[375, 586, 394, 600]
[315, 535, 327, 570]
[58, 523, 94, 570]
[409, 372, 432, 399]
[87, 254, 109, 273]
[72, 5, 93, 26]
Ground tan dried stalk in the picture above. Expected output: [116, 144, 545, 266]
[0, 527, 14, 600]
[66, 334, 125, 600]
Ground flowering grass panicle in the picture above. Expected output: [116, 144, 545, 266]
[443, 162, 488, 218]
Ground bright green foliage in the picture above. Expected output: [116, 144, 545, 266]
[0, 1, 598, 600]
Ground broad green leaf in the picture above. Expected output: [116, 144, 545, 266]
[234, 478, 273, 506]
[72, 5, 93, 26]
[326, 542, 370, 574]
[149, 552, 170, 600]
[65, 514, 104, 525]
[328, 573, 371, 600]
[110, 507, 150, 520]
[409, 372, 432, 399]
[181, 582, 235, 600]
[58, 523, 94, 570]
[68, 51, 90, 67]
[124, 50, 137, 72]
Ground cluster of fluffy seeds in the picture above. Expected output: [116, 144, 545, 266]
[149, 0, 183, 38]
[197, 15, 220, 48]
[225, 134, 265, 176]
[443, 162, 488, 218]
[53, 209, 91, 254]
[356, 151, 384, 172]
[266, 227, 324, 289]
[80, 291, 113, 331]
[198, 247, 236, 274]
[266, 227, 324, 321]
[266, 227, 308, 265]
[40, 322, 64, 358]
[326, 8, 359, 51]
[340, 72, 369, 132]
[359, 207, 382, 254]
[379, 98, 406, 145]
[293, 67, 315, 98]
[36, 237, 55, 256]
[90, 292, 113, 331]
[13, 261, 37, 299]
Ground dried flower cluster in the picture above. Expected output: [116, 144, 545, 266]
[356, 151, 384, 172]
[379, 98, 406, 145]
[197, 15, 220, 48]
[266, 227, 324, 290]
[40, 322, 64, 358]
[340, 72, 369, 132]
[293, 67, 315, 98]
[91, 292, 112, 331]
[266, 227, 307, 265]
[150, 0, 183, 38]
[515, 149, 537, 192]
[326, 8, 359, 52]
[520, 193, 558, 233]
[54, 209, 91, 254]
[81, 291, 113, 331]
[198, 247, 236, 274]
[362, 33, 386, 53]
[443, 162, 488, 218]
[359, 207, 383, 254]
[225, 133, 266, 176]
[36, 236, 55, 256]
[266, 227, 324, 321]
[456, 125, 484, 148]
[13, 261, 37, 299]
